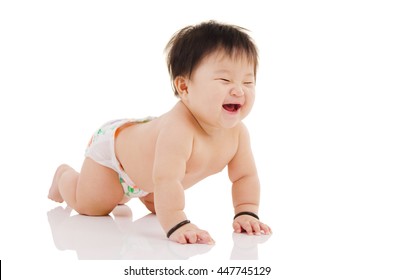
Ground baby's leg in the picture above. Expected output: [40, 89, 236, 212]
[48, 164, 73, 203]
[49, 158, 124, 216]
[139, 193, 156, 214]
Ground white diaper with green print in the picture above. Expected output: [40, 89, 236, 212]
[85, 118, 153, 198]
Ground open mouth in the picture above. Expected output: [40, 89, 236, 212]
[222, 104, 241, 112]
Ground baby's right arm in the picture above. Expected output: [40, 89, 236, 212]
[152, 122, 214, 244]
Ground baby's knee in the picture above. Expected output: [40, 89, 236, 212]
[118, 195, 131, 205]
[140, 195, 156, 214]
[75, 204, 113, 216]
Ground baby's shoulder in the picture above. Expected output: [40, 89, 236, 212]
[156, 112, 195, 138]
[160, 109, 191, 125]
[161, 105, 198, 128]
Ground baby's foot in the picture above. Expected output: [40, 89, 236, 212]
[48, 164, 70, 203]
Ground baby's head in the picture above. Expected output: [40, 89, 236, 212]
[165, 20, 258, 97]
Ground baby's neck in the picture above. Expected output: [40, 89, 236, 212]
[176, 101, 231, 137]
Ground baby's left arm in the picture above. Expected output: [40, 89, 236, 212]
[228, 124, 271, 235]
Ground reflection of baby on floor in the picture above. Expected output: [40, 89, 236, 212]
[230, 231, 270, 260]
[47, 206, 126, 259]
[47, 205, 212, 260]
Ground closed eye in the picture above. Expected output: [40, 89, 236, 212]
[215, 78, 230, 82]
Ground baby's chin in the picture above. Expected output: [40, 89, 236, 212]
[221, 109, 250, 126]
[218, 118, 243, 129]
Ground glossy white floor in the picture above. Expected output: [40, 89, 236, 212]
[2, 1, 393, 279]
[2, 144, 393, 279]
[45, 190, 272, 261]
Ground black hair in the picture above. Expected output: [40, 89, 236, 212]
[165, 20, 258, 96]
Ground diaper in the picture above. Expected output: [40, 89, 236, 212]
[85, 117, 154, 198]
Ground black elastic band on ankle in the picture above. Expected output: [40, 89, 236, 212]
[233, 211, 259, 220]
[167, 220, 191, 238]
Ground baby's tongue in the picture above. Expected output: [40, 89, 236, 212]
[223, 104, 236, 112]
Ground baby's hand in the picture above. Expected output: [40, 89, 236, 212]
[168, 223, 215, 245]
[233, 215, 272, 235]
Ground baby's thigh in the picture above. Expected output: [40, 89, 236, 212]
[76, 157, 124, 215]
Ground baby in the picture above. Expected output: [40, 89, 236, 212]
[48, 20, 272, 244]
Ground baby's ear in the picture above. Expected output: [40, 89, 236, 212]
[174, 76, 188, 97]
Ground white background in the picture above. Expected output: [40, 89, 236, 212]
[1, 0, 392, 279]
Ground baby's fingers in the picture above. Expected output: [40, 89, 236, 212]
[233, 221, 254, 234]
[184, 231, 198, 244]
[260, 223, 272, 235]
[196, 231, 215, 245]
[182, 231, 214, 244]
[173, 230, 215, 245]
[172, 233, 188, 244]
[251, 221, 263, 235]
[234, 220, 271, 235]
[239, 221, 254, 235]
[233, 221, 242, 233]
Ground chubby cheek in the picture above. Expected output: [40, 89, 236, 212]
[201, 91, 224, 111]
[208, 98, 225, 115]
[190, 95, 222, 119]
[243, 92, 255, 113]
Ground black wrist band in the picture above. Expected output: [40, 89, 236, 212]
[167, 220, 191, 238]
[233, 211, 259, 220]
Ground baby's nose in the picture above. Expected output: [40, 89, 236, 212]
[230, 85, 244, 96]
